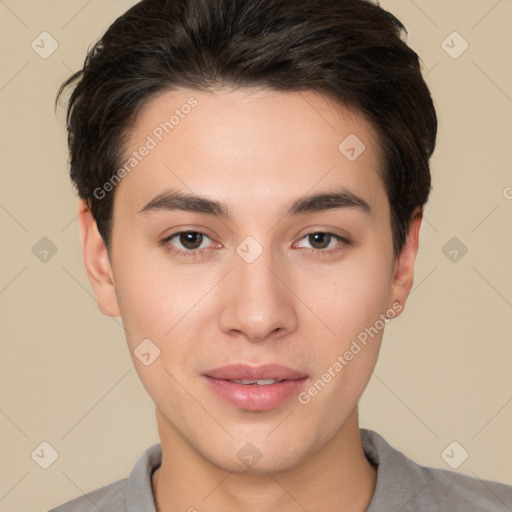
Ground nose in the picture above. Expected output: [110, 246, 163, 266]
[217, 242, 299, 343]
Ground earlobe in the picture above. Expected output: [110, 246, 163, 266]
[77, 199, 121, 318]
[387, 208, 423, 316]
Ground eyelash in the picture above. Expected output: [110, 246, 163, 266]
[161, 230, 350, 259]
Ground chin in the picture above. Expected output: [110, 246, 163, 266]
[198, 430, 319, 476]
[211, 448, 307, 475]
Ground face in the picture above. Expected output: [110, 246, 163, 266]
[80, 87, 420, 473]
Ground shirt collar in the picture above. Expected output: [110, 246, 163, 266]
[361, 428, 434, 511]
[125, 442, 161, 512]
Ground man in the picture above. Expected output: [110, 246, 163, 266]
[51, 0, 512, 510]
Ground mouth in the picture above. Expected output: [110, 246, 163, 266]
[203, 364, 308, 411]
[226, 378, 285, 385]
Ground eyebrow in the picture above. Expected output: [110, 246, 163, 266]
[138, 186, 372, 218]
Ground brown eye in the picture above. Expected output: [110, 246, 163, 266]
[162, 230, 214, 257]
[177, 231, 205, 250]
[295, 232, 348, 252]
[307, 233, 333, 250]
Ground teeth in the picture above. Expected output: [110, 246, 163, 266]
[230, 379, 281, 385]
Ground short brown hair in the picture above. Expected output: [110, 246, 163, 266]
[56, 0, 437, 257]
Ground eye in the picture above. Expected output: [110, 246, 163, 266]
[161, 229, 350, 259]
[162, 230, 215, 257]
[294, 232, 349, 254]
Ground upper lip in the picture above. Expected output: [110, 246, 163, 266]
[204, 364, 307, 381]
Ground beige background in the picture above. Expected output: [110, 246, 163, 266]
[0, 1, 511, 510]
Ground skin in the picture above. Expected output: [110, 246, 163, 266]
[78, 87, 422, 512]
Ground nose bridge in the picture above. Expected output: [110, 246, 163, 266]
[238, 239, 281, 302]
[217, 235, 298, 340]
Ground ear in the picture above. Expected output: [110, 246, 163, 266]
[77, 199, 120, 317]
[386, 207, 423, 317]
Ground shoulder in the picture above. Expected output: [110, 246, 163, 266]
[428, 465, 512, 510]
[48, 478, 127, 512]
[361, 428, 512, 511]
[47, 442, 161, 512]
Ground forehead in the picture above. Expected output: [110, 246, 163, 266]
[115, 87, 386, 215]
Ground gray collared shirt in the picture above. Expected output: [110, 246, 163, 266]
[49, 428, 512, 511]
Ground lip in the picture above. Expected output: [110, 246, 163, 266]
[205, 363, 307, 381]
[203, 364, 308, 412]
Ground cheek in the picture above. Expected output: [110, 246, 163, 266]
[112, 252, 205, 406]
[112, 246, 188, 344]
[296, 249, 393, 401]
[303, 255, 393, 341]
[296, 261, 392, 422]
[112, 246, 221, 381]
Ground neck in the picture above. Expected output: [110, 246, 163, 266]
[151, 407, 377, 512]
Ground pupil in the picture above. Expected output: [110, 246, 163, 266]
[180, 232, 202, 249]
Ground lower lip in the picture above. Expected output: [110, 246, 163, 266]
[203, 376, 308, 411]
